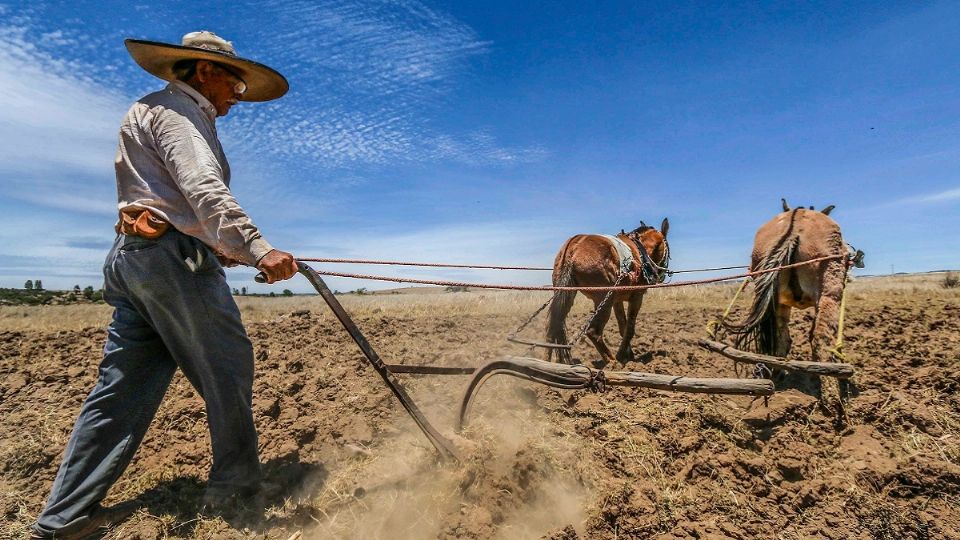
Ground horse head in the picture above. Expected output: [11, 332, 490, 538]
[626, 218, 670, 282]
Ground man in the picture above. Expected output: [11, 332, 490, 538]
[30, 31, 298, 539]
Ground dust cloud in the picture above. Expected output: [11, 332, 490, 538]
[304, 376, 591, 539]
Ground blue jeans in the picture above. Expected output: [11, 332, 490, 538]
[33, 230, 260, 534]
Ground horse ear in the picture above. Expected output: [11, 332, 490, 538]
[660, 217, 669, 238]
[821, 204, 835, 215]
[620, 229, 625, 235]
[639, 220, 648, 230]
[781, 198, 790, 212]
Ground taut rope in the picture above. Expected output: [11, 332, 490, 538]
[299, 254, 845, 292]
[293, 256, 748, 275]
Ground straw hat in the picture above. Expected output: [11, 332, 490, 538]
[125, 31, 288, 102]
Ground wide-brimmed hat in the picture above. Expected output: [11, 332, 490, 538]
[125, 31, 288, 102]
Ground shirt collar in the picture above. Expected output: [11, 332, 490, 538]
[169, 80, 217, 122]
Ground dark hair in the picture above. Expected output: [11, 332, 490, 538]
[171, 59, 198, 81]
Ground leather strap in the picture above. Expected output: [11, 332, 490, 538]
[115, 208, 170, 239]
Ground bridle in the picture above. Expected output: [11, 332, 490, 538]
[625, 230, 670, 284]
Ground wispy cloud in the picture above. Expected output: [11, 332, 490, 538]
[0, 0, 545, 190]
[877, 186, 960, 208]
[224, 0, 543, 168]
[424, 129, 550, 165]
[63, 236, 115, 250]
[0, 22, 125, 215]
[0, 1, 550, 289]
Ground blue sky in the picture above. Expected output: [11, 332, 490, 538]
[1, 1, 957, 293]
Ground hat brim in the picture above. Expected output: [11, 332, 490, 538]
[125, 39, 288, 102]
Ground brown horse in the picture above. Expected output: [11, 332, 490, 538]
[545, 219, 670, 365]
[721, 200, 859, 363]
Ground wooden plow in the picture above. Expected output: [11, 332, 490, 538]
[385, 356, 775, 429]
[268, 263, 777, 461]
[454, 356, 773, 430]
[697, 338, 855, 379]
[386, 356, 774, 430]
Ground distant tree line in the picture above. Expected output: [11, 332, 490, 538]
[230, 287, 295, 297]
[69, 285, 103, 302]
[1, 281, 105, 306]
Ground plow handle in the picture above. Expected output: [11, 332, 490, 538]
[273, 262, 461, 462]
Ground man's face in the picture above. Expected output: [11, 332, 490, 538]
[196, 61, 246, 116]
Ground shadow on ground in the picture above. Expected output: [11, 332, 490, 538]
[133, 453, 327, 536]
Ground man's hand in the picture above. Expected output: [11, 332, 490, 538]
[256, 249, 298, 283]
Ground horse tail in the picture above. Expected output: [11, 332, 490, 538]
[546, 262, 577, 364]
[722, 235, 799, 356]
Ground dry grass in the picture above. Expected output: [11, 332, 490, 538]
[0, 404, 72, 539]
[1, 272, 953, 332]
[852, 271, 958, 292]
[0, 303, 113, 332]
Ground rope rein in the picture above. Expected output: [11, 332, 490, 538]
[296, 257, 552, 271]
[294, 256, 747, 274]
[300, 254, 845, 292]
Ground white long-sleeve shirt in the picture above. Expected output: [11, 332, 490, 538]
[114, 81, 273, 265]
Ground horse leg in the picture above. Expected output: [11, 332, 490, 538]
[811, 260, 847, 418]
[585, 298, 617, 365]
[614, 301, 627, 338]
[810, 260, 845, 363]
[774, 303, 792, 357]
[616, 292, 644, 363]
[545, 290, 578, 364]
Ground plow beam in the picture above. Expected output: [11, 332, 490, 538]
[458, 355, 774, 430]
[697, 338, 855, 379]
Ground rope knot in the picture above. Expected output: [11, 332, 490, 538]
[752, 362, 773, 380]
[586, 367, 608, 393]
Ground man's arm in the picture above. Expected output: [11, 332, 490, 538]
[151, 108, 296, 281]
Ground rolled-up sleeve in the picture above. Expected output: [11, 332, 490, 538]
[151, 108, 274, 265]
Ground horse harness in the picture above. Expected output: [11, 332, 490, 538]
[618, 233, 665, 285]
[508, 232, 662, 352]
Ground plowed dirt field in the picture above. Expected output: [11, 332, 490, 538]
[2, 274, 958, 539]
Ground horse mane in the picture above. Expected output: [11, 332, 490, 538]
[627, 221, 655, 235]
